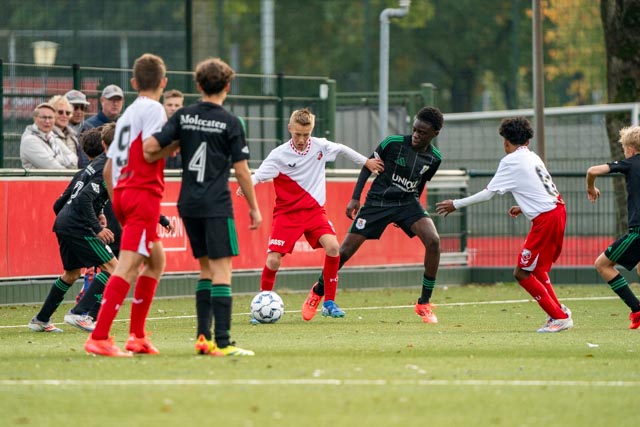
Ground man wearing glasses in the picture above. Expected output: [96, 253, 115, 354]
[20, 102, 77, 169]
[65, 90, 91, 135]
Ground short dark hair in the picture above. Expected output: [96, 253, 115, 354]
[80, 128, 104, 159]
[133, 53, 166, 91]
[195, 58, 235, 95]
[499, 116, 534, 145]
[415, 106, 444, 131]
[100, 122, 116, 147]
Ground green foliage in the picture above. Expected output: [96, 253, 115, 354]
[1, 284, 639, 426]
[2, 0, 609, 112]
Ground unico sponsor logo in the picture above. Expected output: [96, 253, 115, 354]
[391, 173, 419, 192]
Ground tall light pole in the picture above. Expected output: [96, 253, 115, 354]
[379, 0, 410, 142]
[532, 0, 546, 162]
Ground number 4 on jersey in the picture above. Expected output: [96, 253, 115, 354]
[188, 142, 207, 182]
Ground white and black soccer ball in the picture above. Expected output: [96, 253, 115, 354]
[250, 291, 284, 324]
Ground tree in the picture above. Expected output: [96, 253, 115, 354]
[601, 0, 640, 234]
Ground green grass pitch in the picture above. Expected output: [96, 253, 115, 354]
[1, 283, 639, 427]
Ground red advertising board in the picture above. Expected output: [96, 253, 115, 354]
[0, 177, 428, 280]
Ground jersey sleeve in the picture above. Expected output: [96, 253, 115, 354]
[142, 102, 167, 141]
[486, 159, 516, 195]
[153, 110, 182, 148]
[608, 158, 631, 175]
[228, 116, 250, 163]
[252, 150, 281, 184]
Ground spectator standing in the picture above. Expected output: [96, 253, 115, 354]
[20, 103, 77, 169]
[50, 95, 89, 168]
[64, 89, 91, 135]
[79, 84, 124, 133]
[162, 89, 184, 118]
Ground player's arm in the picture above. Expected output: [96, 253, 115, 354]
[336, 143, 384, 175]
[436, 188, 497, 217]
[143, 136, 179, 163]
[75, 177, 114, 244]
[586, 163, 610, 203]
[234, 159, 262, 230]
[103, 158, 114, 200]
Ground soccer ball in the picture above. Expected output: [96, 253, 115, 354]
[250, 291, 284, 324]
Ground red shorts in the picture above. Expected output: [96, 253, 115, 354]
[268, 207, 336, 254]
[112, 188, 161, 257]
[518, 203, 566, 272]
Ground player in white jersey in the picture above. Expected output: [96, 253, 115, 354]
[436, 116, 573, 333]
[240, 108, 383, 320]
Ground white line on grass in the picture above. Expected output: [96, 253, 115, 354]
[0, 378, 637, 387]
[0, 295, 618, 329]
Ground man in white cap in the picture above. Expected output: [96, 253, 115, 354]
[79, 84, 124, 134]
[64, 89, 91, 135]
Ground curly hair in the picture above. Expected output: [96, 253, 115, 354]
[619, 126, 640, 152]
[415, 107, 444, 131]
[195, 58, 235, 96]
[499, 117, 534, 145]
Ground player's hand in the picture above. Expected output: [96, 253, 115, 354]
[364, 157, 384, 176]
[587, 187, 600, 203]
[98, 214, 107, 228]
[97, 227, 114, 244]
[249, 208, 262, 230]
[236, 186, 245, 197]
[435, 200, 456, 217]
[345, 199, 360, 220]
[508, 206, 522, 217]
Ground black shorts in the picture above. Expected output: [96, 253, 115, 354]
[56, 233, 114, 271]
[604, 228, 640, 270]
[349, 201, 429, 239]
[182, 217, 239, 259]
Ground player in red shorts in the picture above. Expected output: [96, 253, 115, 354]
[239, 108, 383, 320]
[85, 53, 173, 356]
[437, 116, 573, 333]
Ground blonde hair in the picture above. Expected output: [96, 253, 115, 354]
[49, 95, 72, 111]
[619, 126, 640, 152]
[289, 108, 315, 127]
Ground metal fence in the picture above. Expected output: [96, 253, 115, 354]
[0, 61, 335, 168]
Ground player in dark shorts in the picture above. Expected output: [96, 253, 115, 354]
[28, 128, 118, 333]
[146, 57, 262, 356]
[304, 106, 444, 323]
[587, 125, 640, 329]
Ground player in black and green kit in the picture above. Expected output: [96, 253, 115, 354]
[302, 106, 445, 323]
[146, 57, 262, 356]
[587, 125, 640, 329]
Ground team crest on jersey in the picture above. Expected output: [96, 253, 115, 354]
[420, 165, 430, 174]
[355, 218, 367, 230]
[317, 151, 323, 160]
[520, 249, 532, 266]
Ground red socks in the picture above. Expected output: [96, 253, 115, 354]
[533, 270, 561, 306]
[91, 275, 130, 340]
[129, 275, 159, 338]
[518, 274, 567, 319]
[260, 265, 277, 291]
[323, 255, 340, 302]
